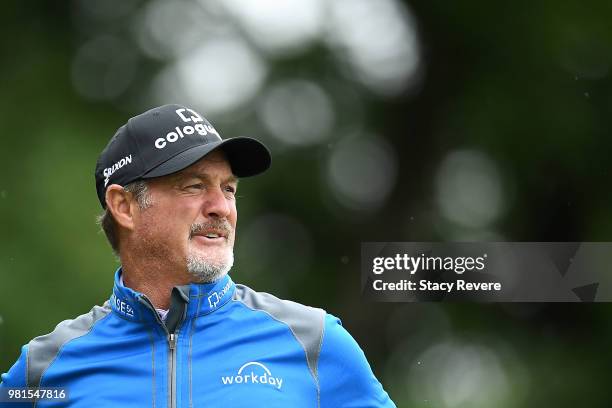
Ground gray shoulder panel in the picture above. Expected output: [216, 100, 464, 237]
[232, 284, 325, 381]
[27, 301, 112, 387]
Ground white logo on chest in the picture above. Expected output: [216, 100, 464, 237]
[221, 362, 284, 390]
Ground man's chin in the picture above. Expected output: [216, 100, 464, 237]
[188, 249, 230, 264]
[186, 251, 234, 283]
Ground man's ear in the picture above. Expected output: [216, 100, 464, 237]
[105, 184, 136, 231]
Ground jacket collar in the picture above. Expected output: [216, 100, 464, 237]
[109, 267, 235, 324]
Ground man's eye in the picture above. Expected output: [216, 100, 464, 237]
[186, 183, 204, 190]
[225, 186, 236, 194]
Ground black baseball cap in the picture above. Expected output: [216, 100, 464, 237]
[95, 104, 271, 208]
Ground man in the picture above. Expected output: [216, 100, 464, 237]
[1, 104, 395, 407]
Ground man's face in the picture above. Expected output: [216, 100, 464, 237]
[132, 149, 238, 282]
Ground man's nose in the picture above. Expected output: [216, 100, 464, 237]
[203, 187, 231, 219]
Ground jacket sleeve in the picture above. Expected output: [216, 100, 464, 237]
[0, 345, 29, 407]
[318, 314, 396, 408]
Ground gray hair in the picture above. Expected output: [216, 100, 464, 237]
[97, 180, 152, 255]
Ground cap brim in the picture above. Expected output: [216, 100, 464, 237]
[142, 137, 271, 179]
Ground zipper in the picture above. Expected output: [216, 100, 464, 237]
[138, 296, 182, 408]
[169, 333, 178, 408]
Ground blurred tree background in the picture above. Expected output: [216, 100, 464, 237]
[2, 0, 612, 407]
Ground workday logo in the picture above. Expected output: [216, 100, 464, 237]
[221, 362, 284, 390]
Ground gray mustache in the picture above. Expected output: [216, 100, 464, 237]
[189, 220, 233, 238]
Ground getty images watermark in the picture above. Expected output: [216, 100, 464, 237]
[361, 242, 612, 302]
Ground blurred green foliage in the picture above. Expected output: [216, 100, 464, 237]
[2, 1, 612, 407]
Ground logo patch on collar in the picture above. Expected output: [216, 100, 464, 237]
[110, 293, 135, 318]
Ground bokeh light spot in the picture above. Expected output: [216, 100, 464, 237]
[327, 135, 397, 211]
[152, 36, 267, 115]
[409, 341, 512, 408]
[326, 0, 421, 96]
[221, 0, 325, 55]
[258, 79, 335, 146]
[71, 35, 138, 101]
[436, 150, 505, 229]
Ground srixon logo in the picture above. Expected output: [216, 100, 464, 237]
[221, 362, 283, 390]
[103, 155, 133, 187]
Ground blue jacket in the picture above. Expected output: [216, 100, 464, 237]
[1, 270, 395, 407]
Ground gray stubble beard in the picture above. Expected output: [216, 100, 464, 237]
[186, 249, 234, 283]
[187, 221, 235, 283]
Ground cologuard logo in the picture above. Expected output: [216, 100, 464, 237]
[221, 362, 284, 390]
[154, 108, 220, 149]
[207, 280, 232, 309]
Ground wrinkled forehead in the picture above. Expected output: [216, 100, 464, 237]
[167, 149, 237, 183]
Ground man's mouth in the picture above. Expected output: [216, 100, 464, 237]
[196, 231, 227, 241]
[189, 222, 232, 244]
